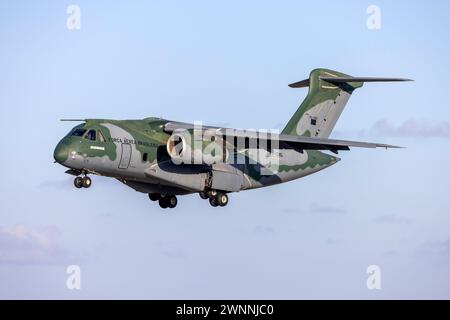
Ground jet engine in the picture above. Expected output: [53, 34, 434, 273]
[166, 132, 228, 165]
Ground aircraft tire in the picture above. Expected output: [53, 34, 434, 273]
[208, 190, 218, 199]
[199, 191, 208, 200]
[149, 193, 160, 201]
[209, 197, 219, 207]
[74, 177, 83, 189]
[82, 176, 92, 188]
[167, 196, 178, 208]
[217, 193, 228, 207]
[159, 198, 168, 209]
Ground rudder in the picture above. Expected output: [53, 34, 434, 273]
[282, 68, 363, 138]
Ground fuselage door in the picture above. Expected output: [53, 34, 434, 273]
[119, 143, 132, 169]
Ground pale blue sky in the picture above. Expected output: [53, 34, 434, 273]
[1, 0, 450, 299]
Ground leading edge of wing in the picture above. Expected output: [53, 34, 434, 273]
[164, 122, 403, 151]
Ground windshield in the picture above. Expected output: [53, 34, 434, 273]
[72, 128, 87, 136]
[85, 130, 96, 141]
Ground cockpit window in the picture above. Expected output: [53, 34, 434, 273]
[85, 129, 96, 141]
[72, 128, 86, 137]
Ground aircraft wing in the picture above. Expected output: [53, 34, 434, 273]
[164, 121, 402, 153]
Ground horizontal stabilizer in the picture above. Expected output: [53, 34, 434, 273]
[288, 79, 310, 88]
[289, 76, 412, 88]
[320, 76, 413, 83]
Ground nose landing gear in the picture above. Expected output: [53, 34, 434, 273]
[73, 175, 92, 189]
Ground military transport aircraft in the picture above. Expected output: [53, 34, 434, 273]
[53, 68, 411, 209]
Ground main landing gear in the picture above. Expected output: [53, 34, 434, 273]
[148, 193, 178, 209]
[74, 175, 92, 189]
[199, 190, 229, 207]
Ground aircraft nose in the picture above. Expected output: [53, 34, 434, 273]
[53, 142, 69, 164]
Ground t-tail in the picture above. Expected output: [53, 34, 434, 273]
[282, 68, 412, 138]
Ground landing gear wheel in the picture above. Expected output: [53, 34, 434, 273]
[199, 191, 208, 200]
[148, 193, 161, 201]
[208, 190, 218, 199]
[74, 177, 83, 189]
[209, 197, 219, 207]
[167, 195, 178, 208]
[81, 176, 92, 188]
[217, 193, 228, 207]
[159, 197, 168, 209]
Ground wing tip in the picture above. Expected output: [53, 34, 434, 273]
[378, 144, 405, 149]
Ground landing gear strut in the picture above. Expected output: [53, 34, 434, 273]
[74, 175, 91, 189]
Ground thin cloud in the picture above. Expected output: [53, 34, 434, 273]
[418, 238, 450, 257]
[0, 224, 72, 265]
[362, 118, 450, 139]
[37, 178, 73, 189]
[326, 238, 340, 245]
[382, 250, 401, 258]
[374, 214, 412, 226]
[160, 250, 187, 260]
[282, 208, 303, 214]
[282, 204, 346, 215]
[254, 225, 275, 234]
[310, 203, 346, 215]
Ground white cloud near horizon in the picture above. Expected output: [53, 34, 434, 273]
[362, 118, 450, 139]
[334, 118, 450, 140]
[0, 224, 71, 265]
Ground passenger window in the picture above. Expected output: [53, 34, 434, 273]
[85, 130, 96, 141]
[97, 130, 106, 142]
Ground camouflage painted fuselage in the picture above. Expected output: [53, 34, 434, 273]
[54, 117, 339, 196]
[54, 68, 406, 200]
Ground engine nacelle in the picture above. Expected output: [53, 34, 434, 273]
[166, 131, 229, 165]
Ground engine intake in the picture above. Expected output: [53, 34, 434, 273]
[166, 131, 228, 165]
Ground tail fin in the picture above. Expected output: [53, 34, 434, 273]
[282, 68, 412, 138]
